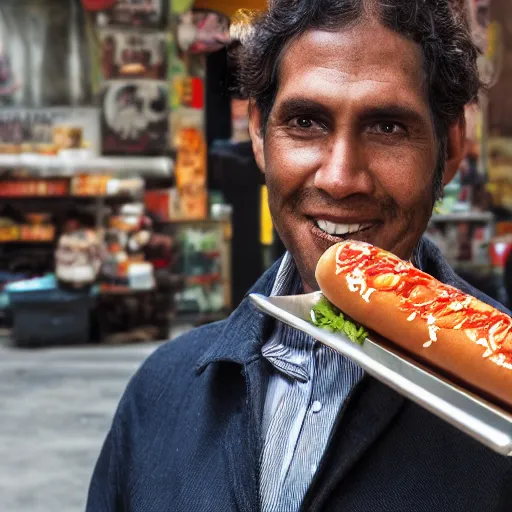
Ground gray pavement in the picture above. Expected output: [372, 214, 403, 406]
[0, 339, 162, 512]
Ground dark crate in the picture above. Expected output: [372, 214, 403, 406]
[8, 289, 95, 347]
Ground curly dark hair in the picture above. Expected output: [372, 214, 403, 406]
[232, 0, 482, 200]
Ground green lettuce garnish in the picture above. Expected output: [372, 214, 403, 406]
[310, 297, 368, 345]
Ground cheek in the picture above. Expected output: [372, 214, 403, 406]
[370, 145, 436, 209]
[265, 136, 323, 199]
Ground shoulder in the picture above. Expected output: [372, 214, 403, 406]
[117, 321, 227, 416]
[149, 321, 226, 372]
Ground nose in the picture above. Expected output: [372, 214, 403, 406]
[313, 133, 375, 199]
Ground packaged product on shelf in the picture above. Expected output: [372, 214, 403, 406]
[20, 224, 55, 242]
[70, 175, 145, 197]
[173, 224, 228, 314]
[0, 216, 19, 242]
[170, 186, 207, 220]
[53, 126, 83, 151]
[20, 213, 55, 242]
[96, 0, 165, 28]
[101, 206, 157, 292]
[127, 262, 155, 290]
[107, 177, 145, 197]
[0, 107, 100, 156]
[71, 175, 111, 196]
[101, 80, 168, 155]
[99, 29, 167, 80]
[490, 235, 512, 270]
[0, 179, 69, 197]
[144, 189, 172, 221]
[55, 229, 103, 288]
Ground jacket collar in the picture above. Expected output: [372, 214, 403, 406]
[196, 256, 284, 373]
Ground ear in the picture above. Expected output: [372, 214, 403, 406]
[443, 116, 466, 186]
[248, 101, 266, 173]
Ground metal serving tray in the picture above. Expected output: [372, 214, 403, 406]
[249, 292, 512, 456]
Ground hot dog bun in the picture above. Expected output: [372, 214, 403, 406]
[315, 240, 512, 410]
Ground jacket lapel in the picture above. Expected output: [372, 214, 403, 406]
[196, 261, 279, 512]
[302, 376, 405, 511]
[223, 357, 271, 512]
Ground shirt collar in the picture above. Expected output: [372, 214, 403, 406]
[262, 252, 315, 383]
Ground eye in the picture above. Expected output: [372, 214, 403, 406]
[369, 122, 406, 136]
[289, 116, 314, 129]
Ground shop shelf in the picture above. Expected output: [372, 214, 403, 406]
[0, 239, 55, 245]
[430, 212, 494, 223]
[0, 154, 173, 177]
[0, 194, 141, 202]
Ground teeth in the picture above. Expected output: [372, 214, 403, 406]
[316, 220, 371, 236]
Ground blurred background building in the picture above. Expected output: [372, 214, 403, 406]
[0, 0, 282, 347]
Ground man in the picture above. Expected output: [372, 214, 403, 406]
[87, 1, 512, 511]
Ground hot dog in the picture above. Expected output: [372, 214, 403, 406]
[314, 240, 512, 410]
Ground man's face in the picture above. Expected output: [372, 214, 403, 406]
[253, 22, 442, 291]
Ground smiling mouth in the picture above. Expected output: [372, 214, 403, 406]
[310, 218, 377, 244]
[315, 219, 373, 236]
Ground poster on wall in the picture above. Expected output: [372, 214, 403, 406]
[176, 9, 230, 55]
[169, 63, 207, 219]
[99, 29, 167, 80]
[101, 80, 168, 155]
[173, 119, 208, 219]
[168, 14, 206, 152]
[96, 0, 165, 28]
[166, 7, 230, 219]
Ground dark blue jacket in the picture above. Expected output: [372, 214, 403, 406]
[87, 239, 512, 511]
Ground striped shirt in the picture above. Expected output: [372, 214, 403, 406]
[260, 252, 365, 512]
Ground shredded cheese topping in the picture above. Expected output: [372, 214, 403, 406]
[334, 240, 512, 363]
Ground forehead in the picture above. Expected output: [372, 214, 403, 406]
[275, 22, 428, 113]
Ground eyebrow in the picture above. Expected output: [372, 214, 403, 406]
[275, 97, 427, 126]
[358, 105, 427, 126]
[276, 98, 332, 120]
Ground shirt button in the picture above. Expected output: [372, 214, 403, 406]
[311, 400, 322, 413]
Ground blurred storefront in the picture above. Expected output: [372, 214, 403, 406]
[0, 0, 238, 346]
[0, 0, 511, 348]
